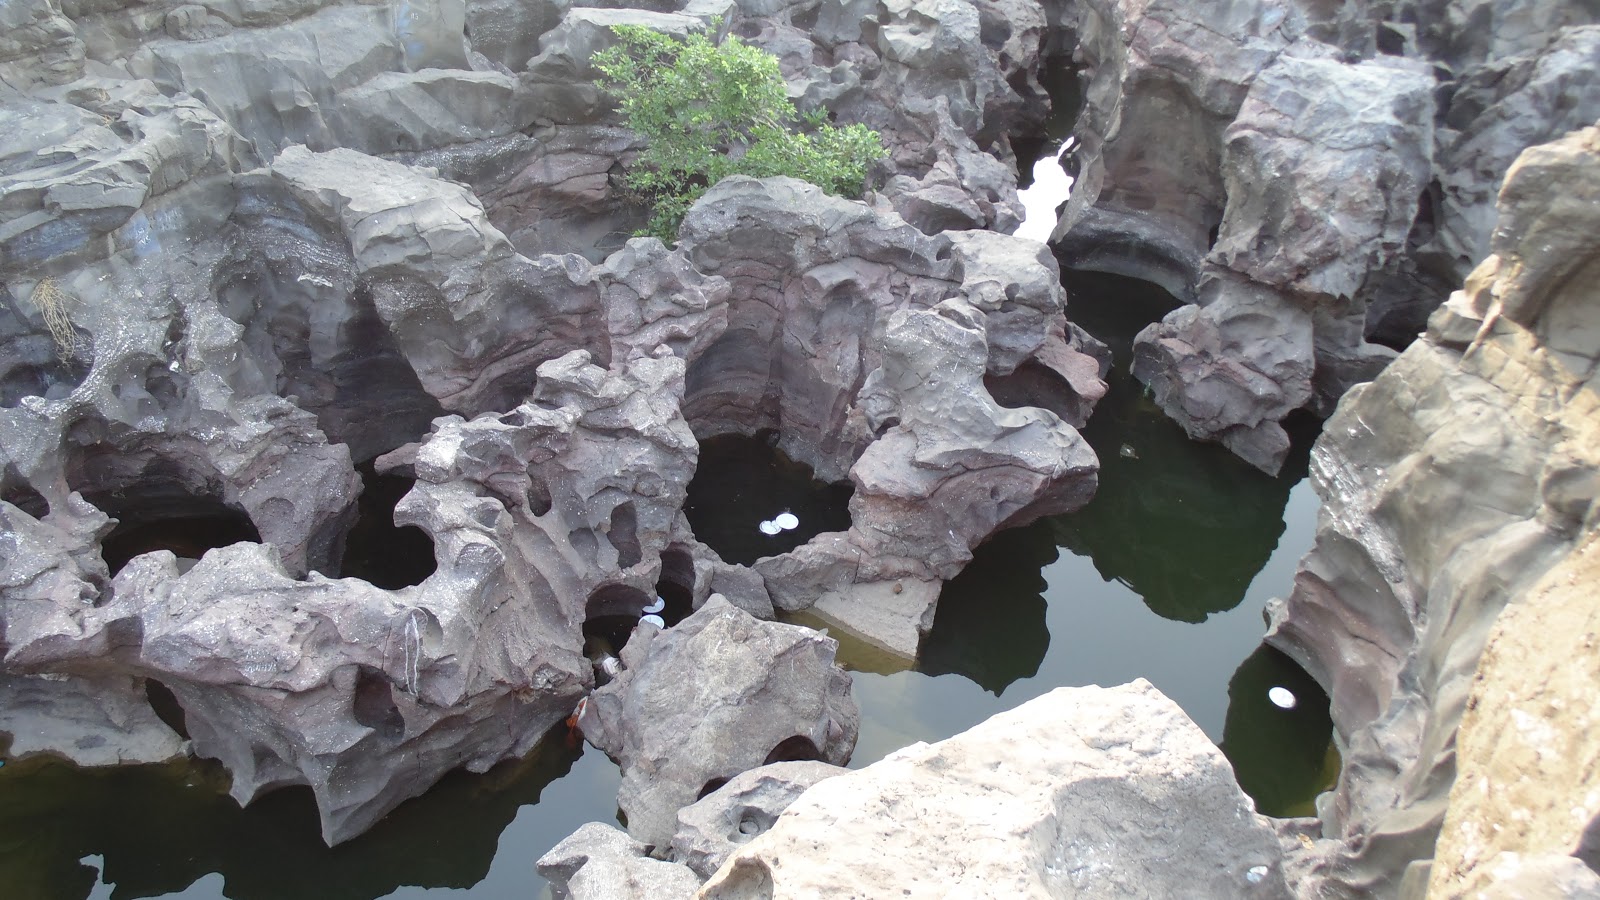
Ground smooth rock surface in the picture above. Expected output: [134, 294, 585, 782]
[697, 680, 1289, 899]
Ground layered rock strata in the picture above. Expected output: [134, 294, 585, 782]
[1267, 126, 1600, 897]
[1054, 0, 1600, 472]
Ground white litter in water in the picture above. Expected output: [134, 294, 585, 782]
[599, 656, 623, 678]
[774, 512, 799, 531]
[643, 596, 666, 614]
[639, 613, 665, 629]
[1245, 865, 1269, 884]
[759, 520, 782, 535]
[1268, 686, 1297, 709]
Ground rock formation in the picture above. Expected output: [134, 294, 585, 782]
[575, 595, 858, 848]
[670, 760, 846, 879]
[697, 680, 1290, 898]
[1053, 0, 1600, 473]
[1266, 125, 1600, 897]
[1, 0, 1102, 850]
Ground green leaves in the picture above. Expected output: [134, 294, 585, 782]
[593, 23, 887, 241]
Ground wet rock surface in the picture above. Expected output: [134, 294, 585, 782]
[697, 680, 1289, 899]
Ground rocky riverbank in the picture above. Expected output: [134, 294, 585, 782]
[2, 0, 1597, 897]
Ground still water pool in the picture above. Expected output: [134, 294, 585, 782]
[0, 270, 1334, 899]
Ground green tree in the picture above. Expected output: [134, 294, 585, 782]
[593, 23, 887, 240]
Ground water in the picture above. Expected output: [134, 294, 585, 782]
[845, 269, 1335, 818]
[0, 270, 1334, 896]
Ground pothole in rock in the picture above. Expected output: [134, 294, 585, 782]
[90, 493, 260, 570]
[1220, 644, 1339, 818]
[582, 564, 696, 683]
[984, 361, 1084, 425]
[683, 433, 853, 567]
[329, 463, 437, 590]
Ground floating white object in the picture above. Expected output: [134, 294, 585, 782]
[640, 613, 666, 629]
[774, 512, 799, 531]
[643, 596, 666, 614]
[599, 656, 623, 678]
[1268, 686, 1297, 709]
[759, 520, 782, 535]
[1245, 865, 1269, 884]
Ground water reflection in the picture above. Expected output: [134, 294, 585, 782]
[1222, 644, 1339, 818]
[915, 522, 1057, 695]
[0, 730, 621, 900]
[683, 432, 854, 567]
[1055, 269, 1315, 622]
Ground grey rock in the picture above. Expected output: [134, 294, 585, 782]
[671, 760, 846, 879]
[537, 822, 701, 900]
[1131, 51, 1434, 473]
[0, 672, 185, 766]
[698, 680, 1289, 899]
[576, 595, 858, 848]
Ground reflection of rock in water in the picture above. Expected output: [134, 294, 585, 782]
[916, 518, 1059, 695]
[0, 726, 596, 900]
[1219, 644, 1338, 818]
[1054, 269, 1314, 623]
[684, 433, 854, 567]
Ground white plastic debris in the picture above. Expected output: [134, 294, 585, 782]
[759, 520, 782, 536]
[1268, 686, 1297, 709]
[643, 596, 666, 614]
[774, 512, 799, 531]
[639, 613, 665, 629]
[1245, 865, 1269, 884]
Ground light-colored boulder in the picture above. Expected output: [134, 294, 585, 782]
[698, 680, 1289, 899]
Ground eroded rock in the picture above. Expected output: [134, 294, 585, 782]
[576, 595, 858, 848]
[698, 680, 1289, 899]
[671, 760, 846, 878]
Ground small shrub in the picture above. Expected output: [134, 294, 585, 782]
[593, 23, 886, 240]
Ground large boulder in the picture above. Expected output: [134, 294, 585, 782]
[1130, 51, 1433, 473]
[1268, 126, 1600, 897]
[576, 595, 858, 848]
[697, 680, 1289, 899]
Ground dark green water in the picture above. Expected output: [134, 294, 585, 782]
[846, 269, 1335, 818]
[0, 269, 1335, 897]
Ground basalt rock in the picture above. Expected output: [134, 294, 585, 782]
[1, 0, 1105, 855]
[1130, 51, 1433, 473]
[677, 177, 1101, 656]
[698, 680, 1289, 899]
[537, 821, 702, 900]
[670, 760, 846, 879]
[1266, 126, 1600, 898]
[575, 595, 857, 848]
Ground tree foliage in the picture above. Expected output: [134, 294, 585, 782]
[593, 23, 887, 240]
